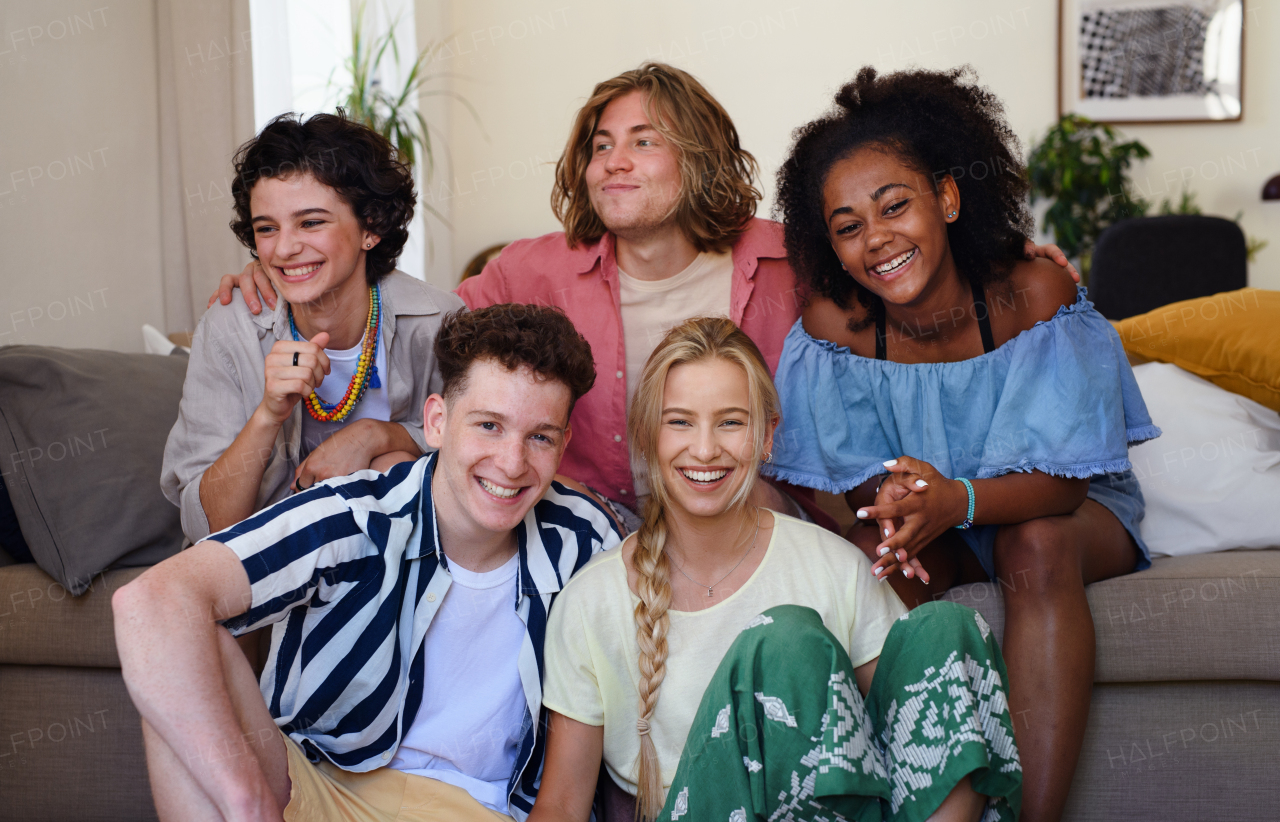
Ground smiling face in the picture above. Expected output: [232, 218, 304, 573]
[584, 91, 684, 238]
[424, 359, 573, 541]
[656, 357, 773, 520]
[249, 173, 378, 309]
[822, 146, 960, 308]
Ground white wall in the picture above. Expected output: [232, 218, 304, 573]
[433, 0, 1280, 290]
[0, 2, 166, 351]
[415, 0, 456, 290]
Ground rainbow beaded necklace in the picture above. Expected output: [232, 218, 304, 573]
[288, 284, 382, 423]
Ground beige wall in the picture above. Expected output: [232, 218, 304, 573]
[436, 0, 1280, 290]
[0, 2, 166, 351]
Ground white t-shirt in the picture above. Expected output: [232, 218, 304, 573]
[300, 326, 390, 457]
[618, 250, 734, 494]
[390, 551, 527, 813]
[541, 514, 907, 797]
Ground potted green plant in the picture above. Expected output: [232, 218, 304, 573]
[1027, 114, 1151, 279]
[332, 2, 482, 228]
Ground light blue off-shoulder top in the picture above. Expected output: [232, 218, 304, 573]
[767, 286, 1161, 575]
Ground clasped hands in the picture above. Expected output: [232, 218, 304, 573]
[856, 456, 970, 585]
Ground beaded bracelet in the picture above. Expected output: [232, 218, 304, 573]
[954, 478, 975, 530]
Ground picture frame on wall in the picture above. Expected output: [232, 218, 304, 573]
[1058, 0, 1244, 123]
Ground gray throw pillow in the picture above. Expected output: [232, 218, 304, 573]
[0, 346, 187, 594]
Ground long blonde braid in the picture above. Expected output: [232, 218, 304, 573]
[625, 317, 779, 821]
[631, 502, 673, 822]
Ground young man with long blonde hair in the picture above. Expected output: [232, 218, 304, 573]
[459, 63, 811, 521]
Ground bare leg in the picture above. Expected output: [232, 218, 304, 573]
[926, 776, 987, 822]
[994, 500, 1137, 822]
[144, 719, 222, 822]
[143, 627, 290, 821]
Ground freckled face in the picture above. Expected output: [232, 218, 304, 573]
[424, 360, 573, 537]
[822, 147, 959, 308]
[584, 91, 684, 238]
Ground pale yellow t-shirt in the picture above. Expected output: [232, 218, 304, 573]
[618, 250, 734, 495]
[541, 514, 907, 797]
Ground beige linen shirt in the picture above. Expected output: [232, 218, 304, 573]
[161, 271, 464, 543]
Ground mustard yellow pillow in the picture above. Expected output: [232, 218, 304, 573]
[1112, 288, 1280, 412]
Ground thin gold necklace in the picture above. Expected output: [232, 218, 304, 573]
[669, 508, 762, 598]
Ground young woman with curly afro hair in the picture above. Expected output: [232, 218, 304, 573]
[767, 66, 1161, 822]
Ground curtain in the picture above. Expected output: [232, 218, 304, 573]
[155, 0, 256, 336]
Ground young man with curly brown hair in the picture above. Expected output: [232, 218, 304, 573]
[116, 305, 622, 822]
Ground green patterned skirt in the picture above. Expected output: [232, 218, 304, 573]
[659, 602, 1021, 822]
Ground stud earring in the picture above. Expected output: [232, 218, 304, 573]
[948, 211, 957, 218]
[365, 242, 372, 248]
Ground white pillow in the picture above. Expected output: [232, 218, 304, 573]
[1129, 362, 1280, 556]
[141, 323, 190, 356]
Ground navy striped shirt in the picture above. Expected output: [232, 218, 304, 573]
[209, 454, 621, 819]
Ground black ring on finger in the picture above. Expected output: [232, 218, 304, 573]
[295, 477, 307, 493]
[293, 352, 299, 367]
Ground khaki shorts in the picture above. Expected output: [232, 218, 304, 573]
[281, 732, 514, 822]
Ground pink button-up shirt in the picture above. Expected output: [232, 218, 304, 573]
[456, 217, 803, 503]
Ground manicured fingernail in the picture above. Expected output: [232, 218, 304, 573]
[856, 509, 869, 518]
[873, 566, 883, 576]
[883, 528, 890, 538]
[902, 568, 911, 578]
[878, 546, 890, 556]
[883, 459, 897, 467]
[915, 479, 928, 488]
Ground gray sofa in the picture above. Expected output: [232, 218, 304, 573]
[3, 546, 1276, 820]
[0, 563, 154, 821]
[943, 550, 1280, 820]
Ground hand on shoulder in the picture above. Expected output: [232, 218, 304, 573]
[989, 257, 1079, 340]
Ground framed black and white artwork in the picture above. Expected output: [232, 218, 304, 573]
[1058, 0, 1244, 123]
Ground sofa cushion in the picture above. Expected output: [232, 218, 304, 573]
[943, 550, 1280, 682]
[0, 346, 187, 594]
[0, 564, 142, 668]
[1063, 681, 1279, 822]
[1112, 288, 1280, 412]
[1128, 363, 1280, 556]
[0, 665, 157, 821]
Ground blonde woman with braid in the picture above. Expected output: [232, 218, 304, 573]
[531, 317, 1022, 822]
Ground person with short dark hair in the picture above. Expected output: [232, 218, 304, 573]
[116, 304, 623, 822]
[163, 111, 464, 544]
